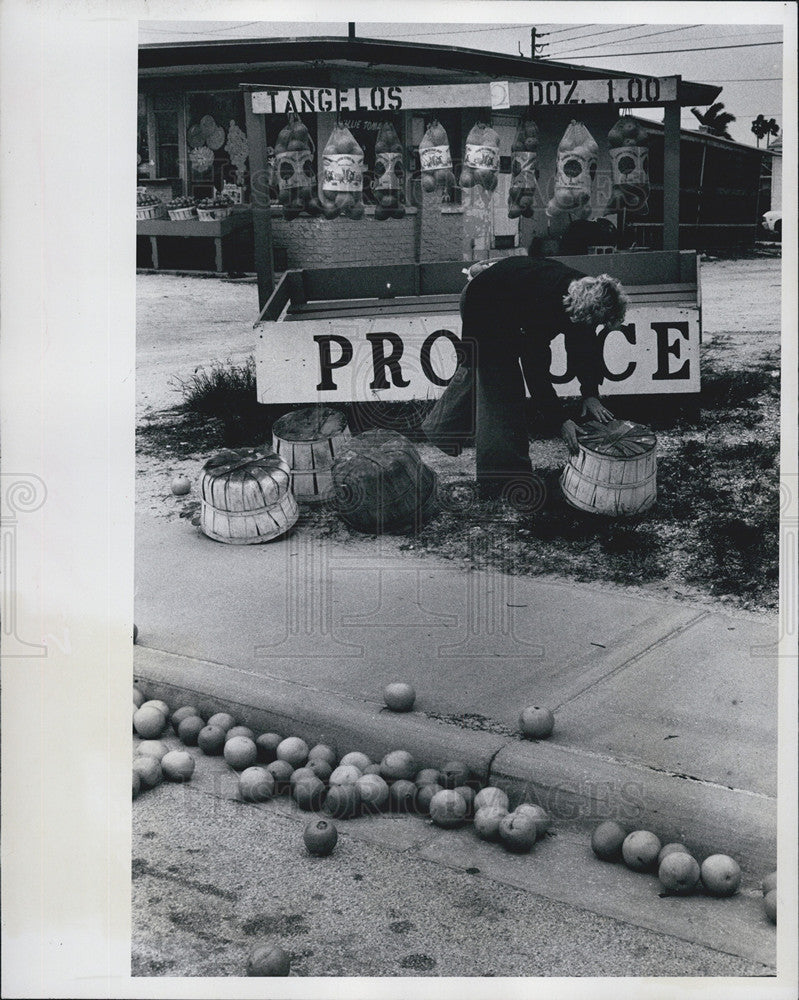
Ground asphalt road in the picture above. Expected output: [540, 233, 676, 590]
[132, 737, 775, 980]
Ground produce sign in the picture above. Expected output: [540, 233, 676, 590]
[256, 306, 700, 404]
[250, 77, 678, 115]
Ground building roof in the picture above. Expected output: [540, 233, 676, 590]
[629, 116, 772, 155]
[139, 35, 721, 108]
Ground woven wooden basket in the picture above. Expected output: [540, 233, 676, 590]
[332, 429, 438, 534]
[168, 206, 197, 221]
[561, 419, 657, 517]
[272, 406, 350, 503]
[136, 203, 163, 221]
[197, 205, 233, 222]
[200, 448, 298, 544]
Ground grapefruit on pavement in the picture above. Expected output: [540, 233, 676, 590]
[276, 737, 309, 768]
[440, 761, 470, 789]
[622, 830, 662, 872]
[499, 812, 537, 852]
[591, 821, 627, 862]
[513, 803, 550, 836]
[763, 889, 777, 923]
[308, 743, 337, 766]
[384, 682, 415, 712]
[380, 750, 417, 782]
[136, 740, 167, 761]
[207, 712, 236, 733]
[197, 724, 226, 756]
[323, 783, 361, 819]
[389, 779, 417, 812]
[239, 767, 276, 802]
[762, 871, 777, 896]
[246, 942, 291, 976]
[474, 805, 508, 841]
[293, 775, 326, 811]
[658, 852, 700, 894]
[429, 789, 467, 828]
[170, 706, 200, 731]
[178, 716, 205, 746]
[132, 755, 162, 789]
[474, 787, 509, 812]
[224, 736, 258, 770]
[700, 854, 741, 896]
[519, 706, 555, 739]
[266, 759, 294, 791]
[416, 782, 444, 814]
[161, 750, 195, 782]
[658, 842, 691, 866]
[133, 706, 167, 739]
[304, 818, 338, 856]
[226, 726, 255, 742]
[256, 733, 283, 763]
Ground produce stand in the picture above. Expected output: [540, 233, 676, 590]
[136, 209, 252, 274]
[243, 69, 702, 404]
[255, 253, 699, 404]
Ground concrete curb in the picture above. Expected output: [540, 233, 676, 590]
[134, 644, 777, 874]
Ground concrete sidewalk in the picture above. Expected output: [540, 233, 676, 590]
[134, 508, 778, 873]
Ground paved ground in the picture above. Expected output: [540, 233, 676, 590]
[132, 733, 776, 978]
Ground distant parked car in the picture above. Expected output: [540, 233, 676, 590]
[762, 210, 782, 237]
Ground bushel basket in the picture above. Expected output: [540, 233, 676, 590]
[560, 419, 657, 517]
[271, 406, 350, 503]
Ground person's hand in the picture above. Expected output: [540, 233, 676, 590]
[561, 419, 580, 455]
[581, 396, 614, 424]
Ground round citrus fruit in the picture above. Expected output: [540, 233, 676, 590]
[700, 854, 741, 896]
[304, 818, 338, 857]
[276, 737, 309, 768]
[440, 761, 470, 789]
[363, 763, 382, 776]
[140, 699, 170, 718]
[591, 821, 627, 862]
[384, 682, 415, 712]
[133, 624, 138, 644]
[429, 789, 467, 828]
[380, 750, 417, 783]
[136, 740, 168, 761]
[132, 771, 141, 799]
[622, 830, 662, 872]
[499, 812, 537, 852]
[256, 732, 283, 763]
[415, 768, 441, 787]
[171, 475, 191, 496]
[308, 743, 337, 766]
[239, 766, 275, 802]
[265, 759, 294, 791]
[519, 706, 555, 739]
[224, 736, 258, 771]
[207, 712, 236, 733]
[293, 775, 326, 811]
[161, 749, 195, 782]
[329, 764, 362, 786]
[416, 782, 444, 815]
[453, 786, 476, 815]
[658, 852, 700, 894]
[246, 942, 290, 976]
[474, 787, 509, 812]
[389, 779, 417, 813]
[132, 755, 162, 789]
[513, 803, 550, 836]
[289, 767, 316, 787]
[658, 842, 691, 866]
[356, 774, 390, 812]
[133, 705, 167, 739]
[132, 687, 145, 708]
[763, 888, 777, 923]
[197, 724, 226, 755]
[306, 758, 333, 782]
[170, 705, 200, 731]
[340, 751, 371, 772]
[323, 783, 361, 819]
[474, 805, 508, 841]
[762, 870, 777, 896]
[177, 716, 204, 746]
[226, 725, 255, 742]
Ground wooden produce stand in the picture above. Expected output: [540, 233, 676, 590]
[244, 72, 700, 407]
[137, 210, 252, 274]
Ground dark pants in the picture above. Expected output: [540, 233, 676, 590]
[421, 287, 537, 497]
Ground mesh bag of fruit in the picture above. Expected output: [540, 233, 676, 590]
[419, 120, 456, 196]
[319, 124, 365, 220]
[606, 118, 650, 214]
[460, 122, 500, 192]
[546, 120, 598, 220]
[274, 113, 319, 219]
[373, 121, 406, 220]
[508, 116, 540, 219]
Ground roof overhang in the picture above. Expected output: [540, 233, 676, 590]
[138, 35, 721, 107]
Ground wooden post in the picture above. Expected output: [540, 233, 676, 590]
[663, 91, 681, 252]
[243, 90, 274, 310]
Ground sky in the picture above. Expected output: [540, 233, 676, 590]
[137, 17, 786, 147]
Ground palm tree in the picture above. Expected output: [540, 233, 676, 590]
[690, 103, 736, 140]
[751, 114, 769, 147]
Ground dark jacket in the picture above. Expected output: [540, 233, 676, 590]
[462, 256, 603, 424]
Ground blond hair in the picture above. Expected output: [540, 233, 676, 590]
[563, 274, 628, 328]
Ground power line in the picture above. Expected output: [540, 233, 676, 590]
[139, 21, 263, 36]
[550, 24, 706, 56]
[558, 39, 783, 59]
[540, 23, 647, 45]
[379, 24, 532, 38]
[553, 25, 783, 57]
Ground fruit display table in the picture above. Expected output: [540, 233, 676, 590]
[137, 209, 253, 274]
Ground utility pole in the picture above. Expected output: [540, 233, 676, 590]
[348, 22, 355, 41]
[531, 27, 548, 59]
